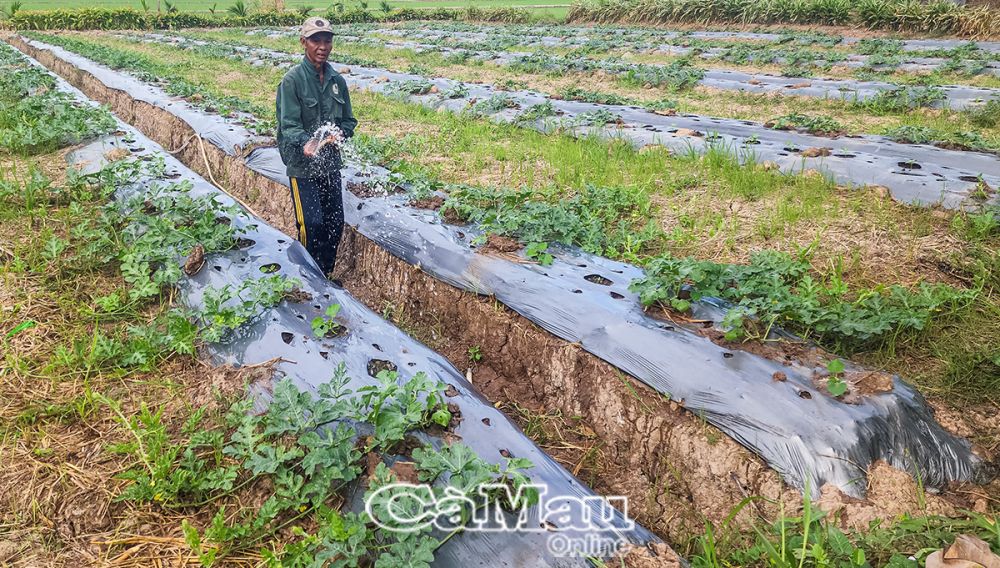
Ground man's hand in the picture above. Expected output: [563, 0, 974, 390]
[303, 136, 339, 158]
[303, 138, 320, 158]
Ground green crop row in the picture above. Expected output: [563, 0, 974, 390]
[568, 0, 1000, 39]
[0, 42, 116, 154]
[1, 6, 534, 31]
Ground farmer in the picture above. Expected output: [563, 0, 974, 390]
[276, 16, 357, 276]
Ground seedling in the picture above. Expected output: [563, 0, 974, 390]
[467, 344, 483, 363]
[826, 359, 848, 397]
[311, 304, 343, 338]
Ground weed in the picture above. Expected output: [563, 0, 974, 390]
[855, 86, 946, 113]
[966, 100, 1000, 128]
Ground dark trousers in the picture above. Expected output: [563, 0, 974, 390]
[289, 171, 344, 275]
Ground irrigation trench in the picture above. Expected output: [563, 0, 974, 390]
[122, 31, 1000, 210]
[5, 33, 991, 546]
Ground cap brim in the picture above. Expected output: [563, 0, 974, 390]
[302, 29, 334, 38]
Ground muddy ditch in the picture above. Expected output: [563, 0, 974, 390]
[9, 33, 994, 549]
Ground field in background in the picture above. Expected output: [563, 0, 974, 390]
[16, 0, 570, 17]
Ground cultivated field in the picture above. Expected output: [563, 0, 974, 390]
[1, 8, 999, 568]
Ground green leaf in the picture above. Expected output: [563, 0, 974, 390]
[4, 319, 36, 339]
[431, 407, 451, 427]
[827, 376, 848, 397]
[375, 536, 437, 568]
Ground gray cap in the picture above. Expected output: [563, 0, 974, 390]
[300, 17, 332, 38]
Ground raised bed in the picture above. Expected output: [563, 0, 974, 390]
[9, 34, 988, 525]
[10, 39, 673, 567]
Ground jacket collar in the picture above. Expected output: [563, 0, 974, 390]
[301, 56, 332, 86]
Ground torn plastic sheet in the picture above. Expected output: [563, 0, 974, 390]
[204, 29, 1000, 110]
[19, 44, 661, 566]
[113, 32, 1000, 210]
[17, 36, 983, 499]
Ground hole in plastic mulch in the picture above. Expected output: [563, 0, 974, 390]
[281, 332, 294, 344]
[260, 263, 281, 273]
[584, 274, 613, 286]
[367, 359, 398, 378]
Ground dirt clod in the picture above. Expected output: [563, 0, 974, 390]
[182, 243, 205, 276]
[409, 196, 445, 210]
[103, 147, 130, 162]
[480, 234, 521, 254]
[845, 370, 894, 396]
[284, 287, 313, 303]
[389, 461, 420, 484]
[801, 147, 832, 158]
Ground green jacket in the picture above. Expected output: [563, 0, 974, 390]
[276, 57, 358, 179]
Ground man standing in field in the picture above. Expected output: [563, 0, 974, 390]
[276, 17, 358, 276]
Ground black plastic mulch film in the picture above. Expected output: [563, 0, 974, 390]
[16, 37, 983, 504]
[11, 44, 665, 566]
[226, 28, 1000, 110]
[125, 31, 1000, 211]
